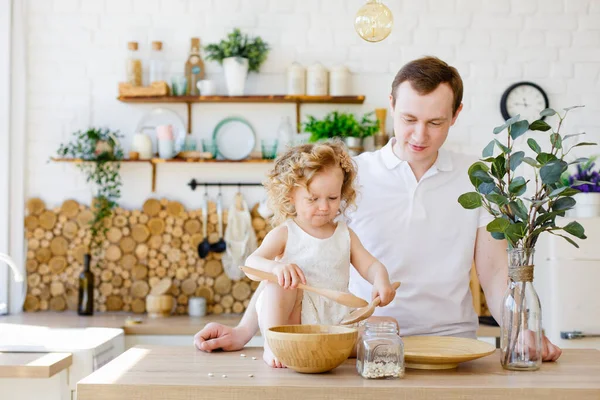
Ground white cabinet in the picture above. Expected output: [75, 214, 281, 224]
[536, 217, 600, 349]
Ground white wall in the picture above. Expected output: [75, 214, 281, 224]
[22, 0, 600, 212]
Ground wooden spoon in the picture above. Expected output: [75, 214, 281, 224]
[240, 266, 369, 308]
[339, 281, 401, 325]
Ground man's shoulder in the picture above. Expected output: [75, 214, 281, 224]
[444, 149, 479, 173]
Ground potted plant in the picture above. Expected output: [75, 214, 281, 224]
[457, 106, 597, 371]
[560, 156, 600, 218]
[204, 28, 270, 96]
[302, 111, 379, 155]
[56, 128, 123, 315]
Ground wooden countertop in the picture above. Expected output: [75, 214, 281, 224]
[0, 352, 72, 378]
[0, 312, 501, 337]
[77, 346, 600, 400]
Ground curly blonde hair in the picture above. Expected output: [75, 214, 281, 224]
[264, 140, 357, 226]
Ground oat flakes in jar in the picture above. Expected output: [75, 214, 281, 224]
[356, 321, 405, 379]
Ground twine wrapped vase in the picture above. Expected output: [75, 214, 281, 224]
[500, 247, 542, 371]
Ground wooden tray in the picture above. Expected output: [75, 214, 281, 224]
[403, 336, 496, 369]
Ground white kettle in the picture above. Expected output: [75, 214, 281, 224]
[0, 252, 23, 282]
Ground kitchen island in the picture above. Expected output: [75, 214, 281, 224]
[77, 345, 600, 400]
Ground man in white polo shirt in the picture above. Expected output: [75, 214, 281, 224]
[193, 57, 562, 362]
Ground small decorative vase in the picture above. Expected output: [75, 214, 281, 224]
[500, 247, 542, 371]
[223, 57, 249, 96]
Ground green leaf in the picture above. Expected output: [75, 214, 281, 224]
[563, 105, 585, 111]
[549, 186, 579, 197]
[508, 176, 527, 196]
[486, 193, 509, 206]
[482, 140, 495, 158]
[570, 142, 597, 149]
[478, 182, 497, 195]
[491, 155, 506, 180]
[540, 108, 556, 117]
[472, 169, 494, 184]
[563, 132, 585, 141]
[508, 200, 529, 221]
[487, 218, 510, 233]
[506, 222, 527, 241]
[491, 231, 506, 240]
[522, 157, 540, 167]
[562, 221, 587, 239]
[494, 139, 510, 154]
[529, 120, 552, 131]
[509, 120, 529, 140]
[468, 162, 491, 188]
[535, 211, 561, 227]
[550, 133, 562, 149]
[552, 196, 576, 211]
[510, 151, 525, 171]
[551, 232, 580, 248]
[536, 152, 558, 165]
[527, 138, 542, 154]
[493, 115, 521, 134]
[458, 192, 483, 209]
[568, 157, 589, 165]
[540, 160, 567, 185]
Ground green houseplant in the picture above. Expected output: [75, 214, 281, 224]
[204, 28, 270, 95]
[302, 111, 379, 155]
[457, 106, 597, 371]
[56, 127, 124, 263]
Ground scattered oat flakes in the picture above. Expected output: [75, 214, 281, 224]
[207, 373, 214, 377]
[248, 374, 254, 378]
[222, 374, 227, 378]
[240, 354, 246, 357]
[252, 357, 257, 360]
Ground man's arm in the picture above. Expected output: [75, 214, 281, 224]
[474, 226, 562, 361]
[193, 282, 263, 352]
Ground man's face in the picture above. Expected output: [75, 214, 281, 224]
[389, 81, 462, 166]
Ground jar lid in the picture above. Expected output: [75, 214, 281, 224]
[127, 41, 139, 50]
[364, 321, 399, 334]
[152, 41, 163, 50]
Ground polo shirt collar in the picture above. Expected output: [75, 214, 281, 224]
[380, 138, 453, 172]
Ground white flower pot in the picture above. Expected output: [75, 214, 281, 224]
[571, 192, 600, 218]
[223, 57, 249, 96]
[342, 136, 363, 156]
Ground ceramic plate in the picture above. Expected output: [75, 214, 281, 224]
[213, 117, 256, 160]
[403, 336, 496, 369]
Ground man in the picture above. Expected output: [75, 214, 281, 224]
[194, 56, 562, 361]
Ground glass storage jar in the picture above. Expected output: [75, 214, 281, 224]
[356, 321, 405, 379]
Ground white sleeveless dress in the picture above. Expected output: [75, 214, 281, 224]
[278, 219, 352, 325]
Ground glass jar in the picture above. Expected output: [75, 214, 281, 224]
[356, 321, 404, 379]
[125, 41, 142, 86]
[500, 247, 542, 371]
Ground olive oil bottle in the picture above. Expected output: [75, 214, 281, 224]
[77, 254, 94, 316]
[185, 37, 205, 96]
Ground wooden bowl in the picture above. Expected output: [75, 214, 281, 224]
[266, 325, 357, 373]
[403, 336, 496, 369]
[145, 294, 174, 318]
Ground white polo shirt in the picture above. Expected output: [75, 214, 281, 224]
[347, 139, 491, 338]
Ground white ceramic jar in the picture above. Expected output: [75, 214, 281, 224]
[131, 132, 153, 159]
[306, 63, 328, 96]
[329, 65, 350, 96]
[287, 62, 306, 95]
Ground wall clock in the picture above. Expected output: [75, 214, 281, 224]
[500, 81, 549, 122]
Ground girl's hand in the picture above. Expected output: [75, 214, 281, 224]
[372, 281, 396, 306]
[272, 263, 306, 289]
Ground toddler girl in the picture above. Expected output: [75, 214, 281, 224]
[244, 141, 396, 368]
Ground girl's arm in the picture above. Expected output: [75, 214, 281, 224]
[349, 228, 395, 305]
[245, 224, 288, 273]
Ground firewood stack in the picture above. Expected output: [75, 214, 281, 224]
[23, 198, 271, 315]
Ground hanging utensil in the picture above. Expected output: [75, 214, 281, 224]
[240, 266, 369, 308]
[339, 281, 401, 325]
[197, 187, 210, 259]
[210, 185, 226, 253]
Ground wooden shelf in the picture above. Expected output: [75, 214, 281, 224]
[116, 94, 366, 133]
[52, 157, 273, 192]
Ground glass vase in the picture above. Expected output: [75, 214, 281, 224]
[500, 247, 542, 371]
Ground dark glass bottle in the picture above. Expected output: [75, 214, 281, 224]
[78, 254, 94, 316]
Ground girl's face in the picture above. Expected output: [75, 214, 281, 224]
[291, 166, 344, 227]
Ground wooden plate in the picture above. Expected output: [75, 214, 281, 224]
[403, 336, 496, 370]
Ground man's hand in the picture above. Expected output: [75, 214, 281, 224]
[193, 323, 249, 352]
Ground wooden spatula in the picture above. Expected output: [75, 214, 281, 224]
[339, 281, 401, 325]
[240, 266, 369, 308]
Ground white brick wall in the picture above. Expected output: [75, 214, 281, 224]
[23, 0, 600, 210]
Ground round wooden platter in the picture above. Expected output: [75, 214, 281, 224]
[402, 336, 496, 370]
